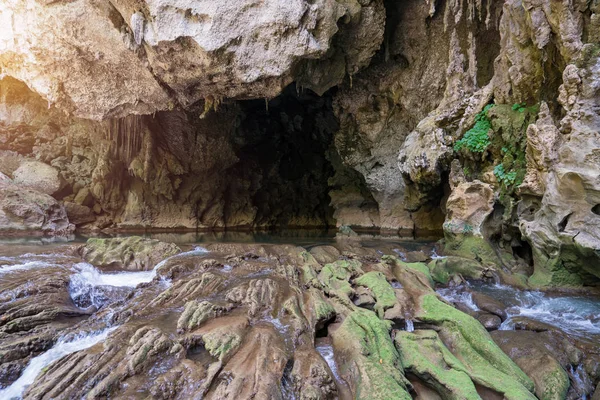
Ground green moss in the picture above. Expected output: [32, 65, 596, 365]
[488, 104, 538, 203]
[395, 330, 480, 400]
[332, 308, 412, 400]
[355, 271, 397, 318]
[318, 259, 363, 301]
[82, 237, 181, 270]
[314, 299, 336, 322]
[302, 263, 322, 288]
[443, 235, 498, 266]
[526, 242, 599, 288]
[419, 294, 536, 399]
[203, 330, 242, 361]
[178, 301, 219, 332]
[383, 255, 434, 284]
[427, 256, 485, 284]
[454, 104, 494, 153]
[540, 366, 569, 400]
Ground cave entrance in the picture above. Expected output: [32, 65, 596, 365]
[224, 85, 338, 230]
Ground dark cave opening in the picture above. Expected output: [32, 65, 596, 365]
[225, 85, 339, 230]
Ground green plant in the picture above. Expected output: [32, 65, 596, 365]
[463, 165, 471, 177]
[454, 104, 494, 153]
[511, 102, 527, 113]
[494, 164, 519, 187]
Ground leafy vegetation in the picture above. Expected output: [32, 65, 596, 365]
[494, 164, 519, 187]
[511, 102, 527, 113]
[454, 104, 494, 153]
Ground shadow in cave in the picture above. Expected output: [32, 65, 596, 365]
[225, 85, 339, 230]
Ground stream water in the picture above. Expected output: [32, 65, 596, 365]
[0, 327, 118, 399]
[438, 282, 600, 339]
[1, 235, 599, 399]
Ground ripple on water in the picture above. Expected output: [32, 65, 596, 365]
[0, 261, 58, 274]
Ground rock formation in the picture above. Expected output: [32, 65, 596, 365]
[1, 0, 600, 288]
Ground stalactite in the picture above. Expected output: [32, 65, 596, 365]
[468, 31, 477, 87]
[105, 115, 144, 165]
[425, 0, 436, 17]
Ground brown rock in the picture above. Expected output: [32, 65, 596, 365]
[63, 202, 96, 225]
[0, 180, 74, 236]
[471, 292, 508, 321]
[74, 187, 94, 207]
[12, 160, 65, 196]
[476, 312, 502, 331]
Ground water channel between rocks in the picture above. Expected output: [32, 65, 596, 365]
[0, 234, 599, 399]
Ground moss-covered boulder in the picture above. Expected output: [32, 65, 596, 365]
[427, 256, 487, 284]
[332, 308, 412, 400]
[317, 259, 363, 302]
[79, 236, 181, 271]
[395, 330, 480, 400]
[354, 271, 397, 318]
[418, 294, 536, 399]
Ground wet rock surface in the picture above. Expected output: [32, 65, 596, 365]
[0, 0, 599, 290]
[79, 237, 181, 271]
[1, 237, 597, 399]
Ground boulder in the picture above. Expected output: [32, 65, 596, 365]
[12, 161, 65, 196]
[63, 202, 96, 225]
[443, 161, 497, 264]
[471, 292, 508, 321]
[0, 180, 74, 236]
[476, 312, 502, 331]
[491, 331, 570, 400]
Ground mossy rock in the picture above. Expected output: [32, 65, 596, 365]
[354, 271, 397, 318]
[383, 255, 434, 286]
[79, 236, 181, 271]
[427, 256, 486, 284]
[395, 330, 480, 400]
[443, 235, 498, 267]
[332, 308, 412, 400]
[318, 259, 364, 300]
[528, 244, 596, 288]
[418, 294, 536, 399]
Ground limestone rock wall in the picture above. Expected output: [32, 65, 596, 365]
[1, 0, 600, 284]
[397, 0, 600, 285]
[0, 0, 383, 119]
[0, 78, 336, 231]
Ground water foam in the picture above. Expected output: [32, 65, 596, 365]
[68, 246, 210, 308]
[473, 283, 600, 337]
[0, 261, 56, 274]
[0, 327, 117, 399]
[316, 342, 341, 381]
[437, 287, 480, 311]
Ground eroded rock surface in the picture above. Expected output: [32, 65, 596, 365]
[0, 0, 383, 119]
[2, 238, 600, 399]
[0, 180, 74, 236]
[1, 0, 600, 289]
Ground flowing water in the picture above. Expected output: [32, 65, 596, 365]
[438, 282, 600, 339]
[473, 283, 600, 338]
[1, 235, 599, 398]
[0, 327, 118, 399]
